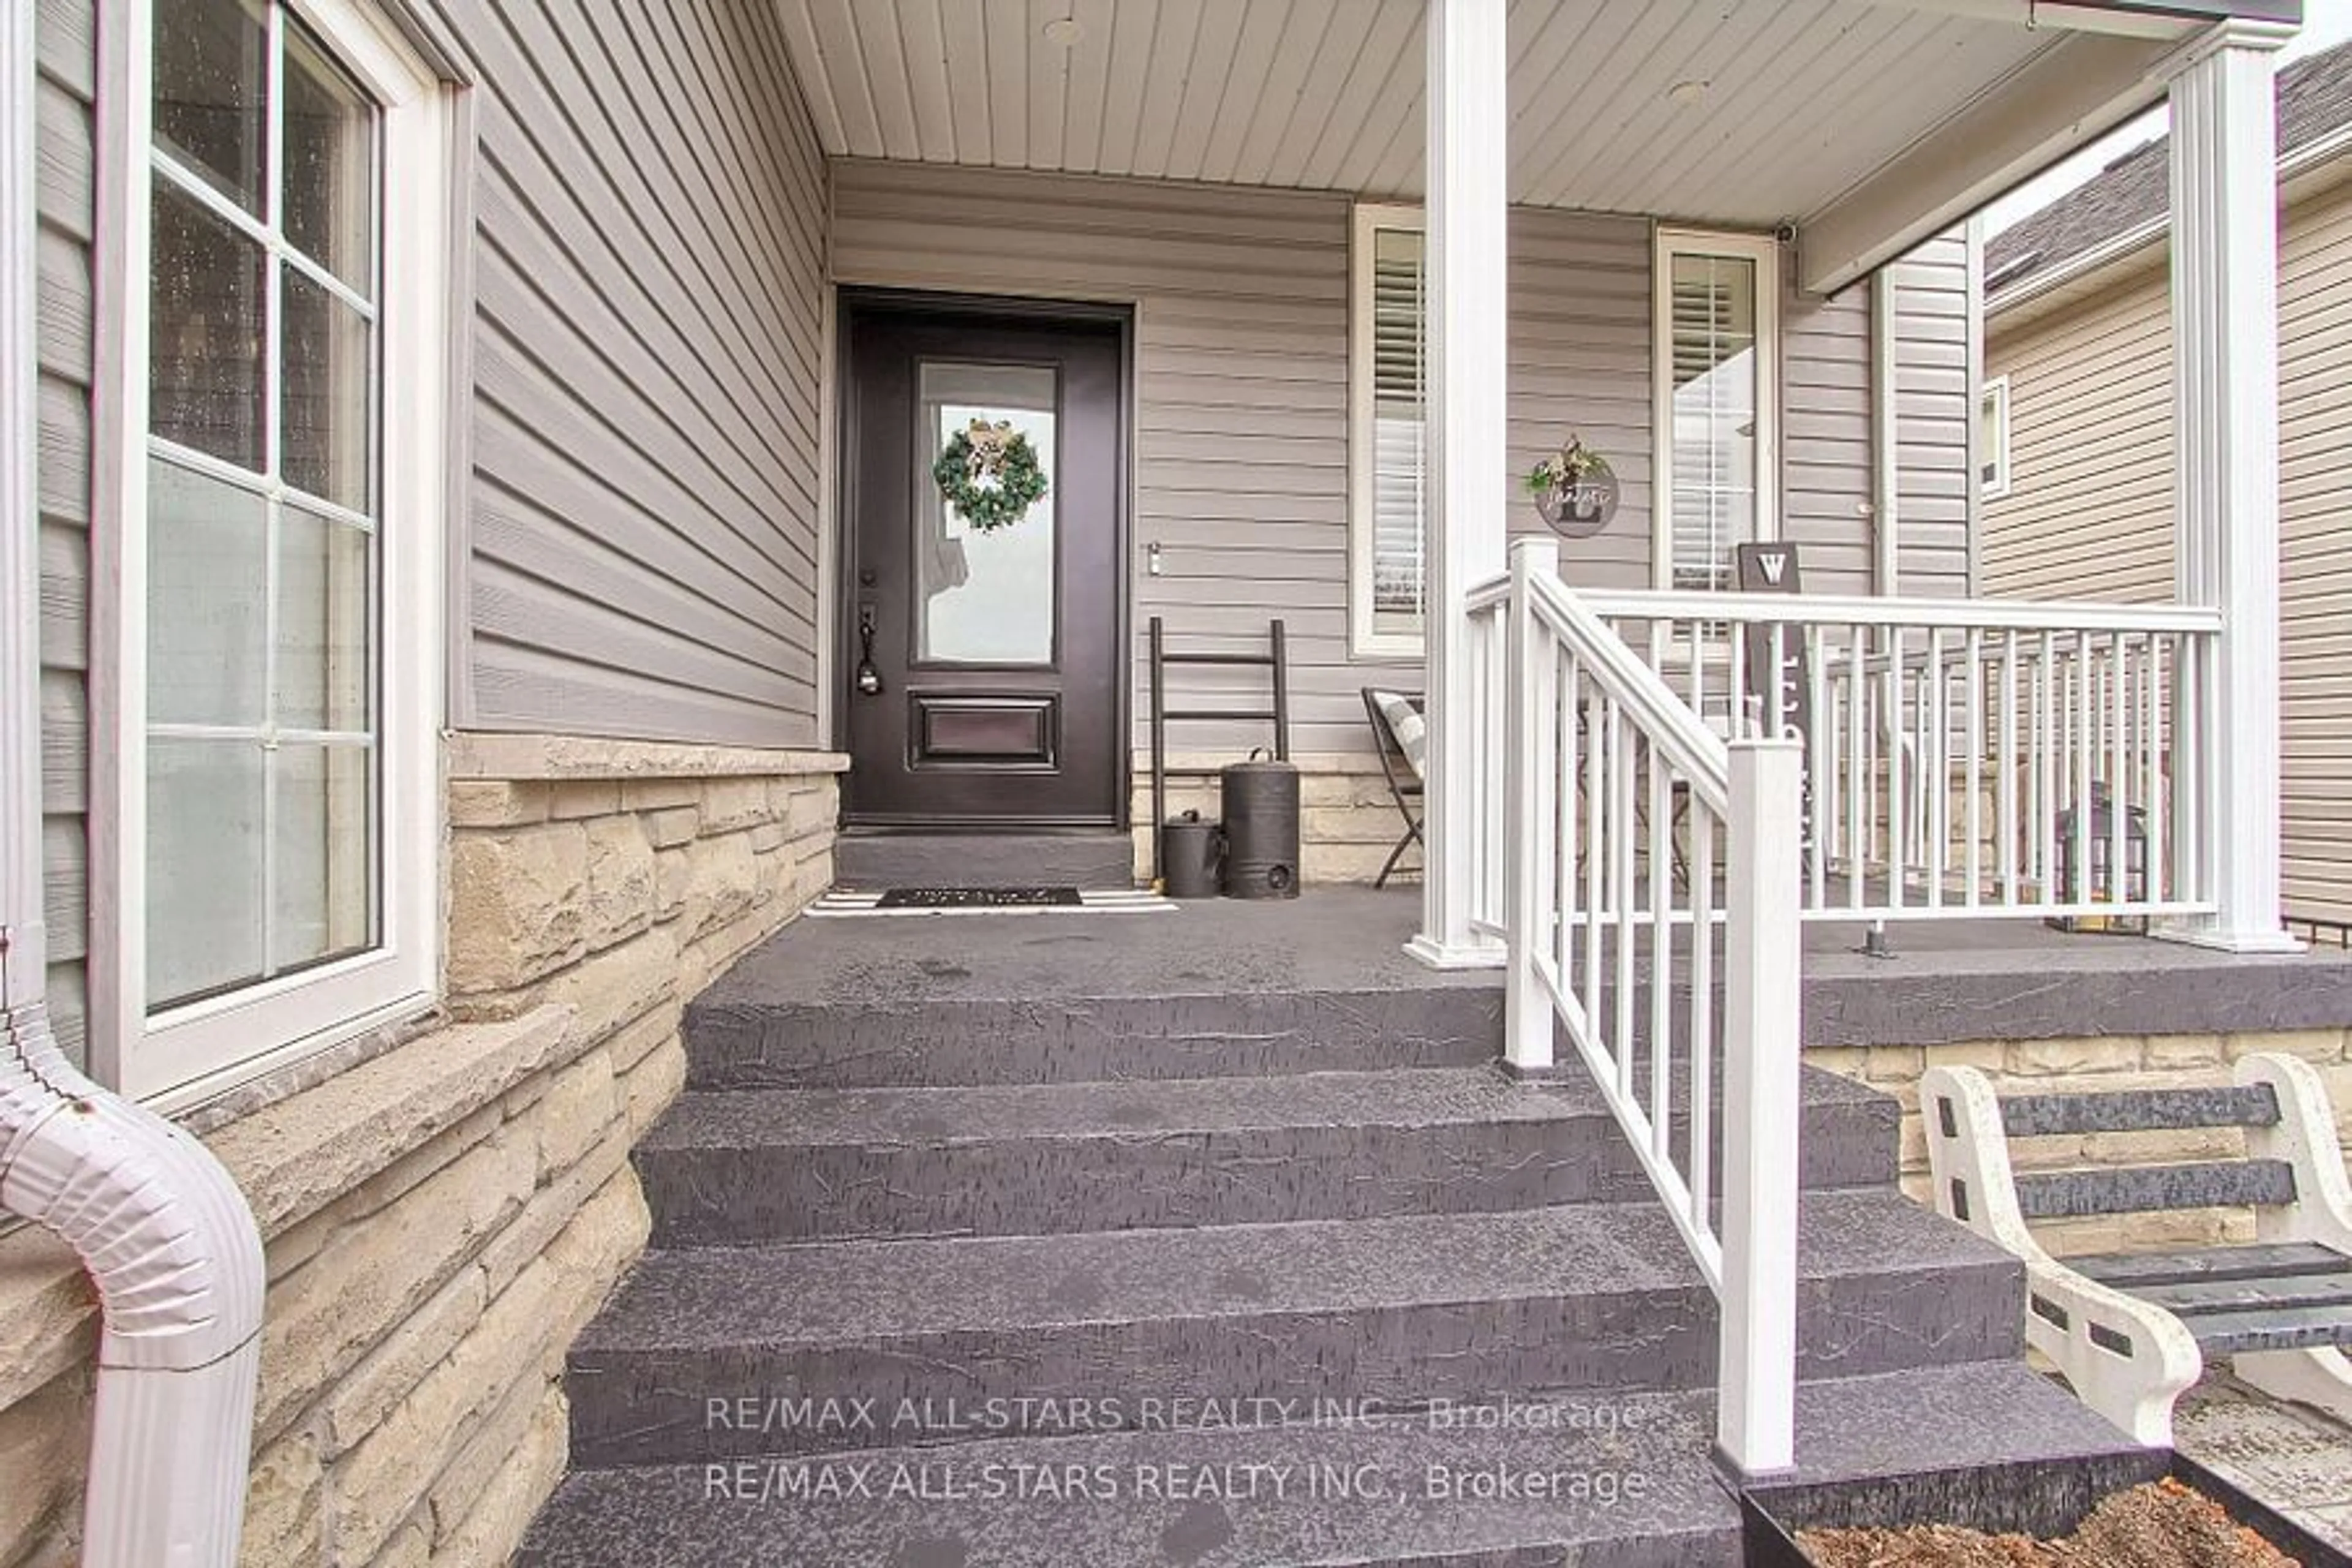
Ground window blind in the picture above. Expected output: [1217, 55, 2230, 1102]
[1370, 226, 1427, 635]
[1667, 253, 1759, 591]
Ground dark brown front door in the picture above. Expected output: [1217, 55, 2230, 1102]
[840, 300, 1127, 827]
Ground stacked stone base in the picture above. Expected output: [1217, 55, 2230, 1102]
[0, 737, 842, 1568]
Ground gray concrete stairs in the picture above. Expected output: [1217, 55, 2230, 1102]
[834, 830, 1136, 891]
[518, 933, 2147, 1566]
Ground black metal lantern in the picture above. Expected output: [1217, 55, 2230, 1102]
[2050, 780, 2149, 935]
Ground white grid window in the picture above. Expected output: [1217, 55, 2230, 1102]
[1980, 375, 2012, 500]
[1349, 204, 1428, 657]
[1654, 230, 1780, 591]
[104, 0, 449, 1105]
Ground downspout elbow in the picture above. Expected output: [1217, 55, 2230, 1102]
[0, 999, 266, 1567]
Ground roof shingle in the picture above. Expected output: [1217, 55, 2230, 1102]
[1987, 39, 2352, 296]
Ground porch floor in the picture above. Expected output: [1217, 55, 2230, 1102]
[706, 885, 2352, 1054]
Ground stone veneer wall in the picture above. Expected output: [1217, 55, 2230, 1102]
[1807, 1029, 2352, 1259]
[1131, 756, 1415, 886]
[0, 736, 843, 1568]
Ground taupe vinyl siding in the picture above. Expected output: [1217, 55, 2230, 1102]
[833, 163, 1667, 755]
[34, 0, 93, 1069]
[1782, 274, 1875, 594]
[424, 1, 831, 747]
[1983, 263, 2177, 604]
[1984, 167, 2352, 923]
[2277, 175, 2352, 926]
[1887, 234, 1975, 595]
[1510, 211, 1656, 592]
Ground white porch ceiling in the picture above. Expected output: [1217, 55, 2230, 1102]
[771, 0, 2131, 230]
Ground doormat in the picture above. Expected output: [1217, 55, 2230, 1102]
[808, 887, 1177, 918]
[878, 886, 1083, 909]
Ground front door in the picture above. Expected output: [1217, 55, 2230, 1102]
[840, 301, 1127, 828]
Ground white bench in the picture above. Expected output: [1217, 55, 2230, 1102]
[1923, 1052, 2352, 1445]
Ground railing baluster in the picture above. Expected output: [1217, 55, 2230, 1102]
[1690, 806, 1716, 1232]
[1728, 617, 1749, 740]
[1613, 703, 1636, 1104]
[1558, 647, 1578, 980]
[1584, 679, 1606, 1035]
[1848, 627, 1867, 910]
[2111, 630, 2129, 911]
[1999, 630, 2018, 905]
[1966, 628, 1983, 907]
[1928, 627, 1947, 907]
[1649, 745, 1672, 1167]
[1806, 625, 1828, 910]
[1887, 630, 1907, 911]
[2036, 630, 2055, 908]
[2149, 635, 2168, 905]
[2075, 630, 2094, 915]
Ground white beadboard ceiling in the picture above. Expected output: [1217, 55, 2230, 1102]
[771, 0, 2082, 227]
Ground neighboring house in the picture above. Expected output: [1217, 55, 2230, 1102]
[1982, 38, 2352, 926]
[0, 2, 2335, 1566]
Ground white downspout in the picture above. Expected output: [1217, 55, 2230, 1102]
[0, 1011, 268, 1567]
[1, 5, 266, 1564]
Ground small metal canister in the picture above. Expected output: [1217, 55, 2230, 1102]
[1219, 758, 1300, 899]
[1160, 811, 1224, 899]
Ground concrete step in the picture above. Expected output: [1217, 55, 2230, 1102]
[686, 984, 1504, 1091]
[564, 1189, 2022, 1468]
[834, 832, 1135, 891]
[636, 1066, 1899, 1246]
[518, 1363, 2146, 1567]
[680, 889, 1504, 1090]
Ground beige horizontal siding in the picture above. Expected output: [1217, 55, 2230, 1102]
[1984, 168, 2352, 924]
[1887, 233, 1975, 595]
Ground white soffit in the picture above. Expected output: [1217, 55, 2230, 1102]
[773, 0, 2079, 227]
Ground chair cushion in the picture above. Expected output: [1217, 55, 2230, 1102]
[1371, 690, 1428, 778]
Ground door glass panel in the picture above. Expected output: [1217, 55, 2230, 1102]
[916, 361, 1058, 666]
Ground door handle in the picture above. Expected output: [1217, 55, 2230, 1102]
[855, 604, 883, 696]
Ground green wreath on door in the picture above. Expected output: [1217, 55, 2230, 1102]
[933, 418, 1050, 532]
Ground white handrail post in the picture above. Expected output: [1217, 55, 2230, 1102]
[1504, 538, 1560, 1072]
[2162, 20, 2299, 952]
[1409, 0, 1510, 971]
[1719, 736, 1805, 1478]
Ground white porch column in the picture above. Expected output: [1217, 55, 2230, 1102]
[2166, 21, 2299, 953]
[1409, 0, 1510, 970]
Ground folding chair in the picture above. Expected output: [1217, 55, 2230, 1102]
[1362, 688, 1425, 889]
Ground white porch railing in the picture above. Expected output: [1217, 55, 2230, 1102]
[1580, 590, 2225, 925]
[1466, 540, 1805, 1475]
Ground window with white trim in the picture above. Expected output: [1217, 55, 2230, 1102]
[107, 0, 448, 1104]
[1980, 375, 2011, 500]
[1654, 230, 1779, 590]
[1349, 203, 1427, 657]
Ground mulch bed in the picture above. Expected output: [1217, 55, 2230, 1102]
[1796, 1477, 2302, 1568]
